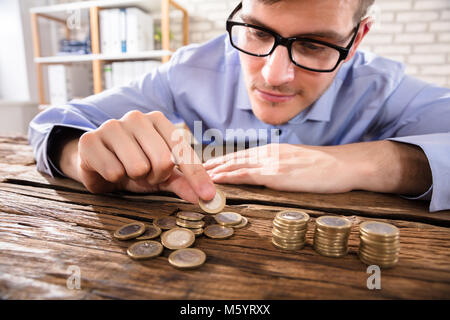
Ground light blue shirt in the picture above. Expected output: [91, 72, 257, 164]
[28, 34, 450, 212]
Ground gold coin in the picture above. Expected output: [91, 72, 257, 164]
[177, 211, 205, 221]
[314, 246, 347, 258]
[214, 211, 242, 226]
[113, 222, 146, 240]
[275, 210, 310, 225]
[272, 238, 304, 250]
[359, 252, 399, 267]
[316, 216, 352, 231]
[199, 188, 226, 214]
[204, 224, 234, 239]
[168, 248, 206, 269]
[154, 216, 178, 230]
[314, 242, 347, 253]
[161, 228, 195, 250]
[176, 218, 205, 229]
[272, 229, 306, 240]
[232, 216, 248, 229]
[314, 227, 350, 237]
[127, 240, 163, 259]
[272, 220, 307, 231]
[136, 224, 162, 240]
[359, 235, 400, 247]
[360, 221, 399, 240]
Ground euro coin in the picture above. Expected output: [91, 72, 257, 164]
[168, 248, 206, 269]
[161, 227, 195, 250]
[127, 240, 163, 259]
[191, 228, 204, 237]
[154, 216, 177, 230]
[313, 216, 351, 258]
[176, 218, 205, 229]
[136, 224, 162, 240]
[199, 188, 226, 214]
[177, 211, 205, 221]
[214, 211, 242, 226]
[204, 224, 234, 239]
[113, 222, 146, 240]
[358, 221, 400, 268]
[276, 210, 310, 225]
[272, 238, 305, 250]
[232, 216, 248, 229]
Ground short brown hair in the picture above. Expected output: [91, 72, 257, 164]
[256, 0, 375, 24]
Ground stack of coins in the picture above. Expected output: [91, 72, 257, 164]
[176, 211, 205, 236]
[313, 216, 352, 258]
[359, 221, 400, 268]
[272, 210, 309, 250]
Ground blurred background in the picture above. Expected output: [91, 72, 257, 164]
[0, 0, 449, 136]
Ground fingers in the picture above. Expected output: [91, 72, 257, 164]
[98, 119, 151, 181]
[123, 115, 174, 185]
[209, 168, 262, 185]
[203, 148, 254, 170]
[148, 112, 216, 201]
[78, 131, 126, 184]
[158, 167, 200, 204]
[206, 159, 260, 176]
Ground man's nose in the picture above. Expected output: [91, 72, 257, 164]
[261, 45, 295, 86]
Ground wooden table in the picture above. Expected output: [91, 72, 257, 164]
[1, 136, 449, 300]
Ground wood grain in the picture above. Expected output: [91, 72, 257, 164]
[1, 136, 449, 299]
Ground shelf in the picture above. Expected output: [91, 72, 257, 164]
[35, 50, 173, 64]
[30, 0, 162, 17]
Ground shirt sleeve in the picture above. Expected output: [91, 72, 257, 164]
[28, 59, 180, 178]
[372, 75, 450, 212]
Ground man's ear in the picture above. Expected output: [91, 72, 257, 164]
[345, 16, 373, 62]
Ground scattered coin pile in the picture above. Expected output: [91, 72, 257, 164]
[313, 216, 352, 258]
[358, 221, 400, 268]
[271, 210, 310, 250]
[113, 187, 249, 269]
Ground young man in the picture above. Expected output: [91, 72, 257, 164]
[29, 0, 450, 212]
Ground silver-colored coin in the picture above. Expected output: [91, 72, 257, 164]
[199, 189, 226, 214]
[113, 222, 145, 240]
[168, 248, 206, 269]
[204, 224, 234, 239]
[214, 211, 242, 226]
[154, 216, 178, 230]
[232, 216, 248, 229]
[176, 218, 205, 229]
[177, 211, 205, 221]
[161, 227, 195, 250]
[127, 240, 163, 259]
[136, 224, 162, 240]
[276, 210, 310, 224]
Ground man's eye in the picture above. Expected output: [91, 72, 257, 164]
[300, 42, 323, 51]
[250, 29, 270, 39]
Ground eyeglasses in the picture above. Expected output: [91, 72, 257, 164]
[226, 2, 361, 73]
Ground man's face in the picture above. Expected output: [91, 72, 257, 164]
[238, 0, 361, 125]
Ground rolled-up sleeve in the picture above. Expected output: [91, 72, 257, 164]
[375, 75, 450, 212]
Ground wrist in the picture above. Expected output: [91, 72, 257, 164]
[58, 138, 81, 181]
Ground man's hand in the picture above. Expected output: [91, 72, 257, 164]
[57, 110, 216, 204]
[203, 141, 432, 196]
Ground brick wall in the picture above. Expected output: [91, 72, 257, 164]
[173, 0, 450, 88]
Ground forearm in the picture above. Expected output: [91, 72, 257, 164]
[57, 137, 81, 182]
[348, 140, 432, 196]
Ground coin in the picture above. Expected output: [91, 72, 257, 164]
[358, 221, 400, 268]
[136, 224, 162, 240]
[199, 188, 226, 214]
[168, 248, 207, 269]
[191, 228, 204, 237]
[204, 224, 234, 239]
[127, 240, 163, 259]
[154, 216, 177, 230]
[313, 216, 351, 258]
[272, 238, 305, 250]
[276, 210, 310, 224]
[161, 228, 195, 250]
[113, 222, 146, 240]
[232, 216, 248, 229]
[316, 216, 352, 231]
[177, 211, 205, 221]
[214, 211, 242, 226]
[176, 218, 205, 229]
[360, 221, 399, 239]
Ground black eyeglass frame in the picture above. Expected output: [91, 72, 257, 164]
[226, 2, 361, 73]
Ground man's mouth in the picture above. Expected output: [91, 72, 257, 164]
[255, 88, 297, 103]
